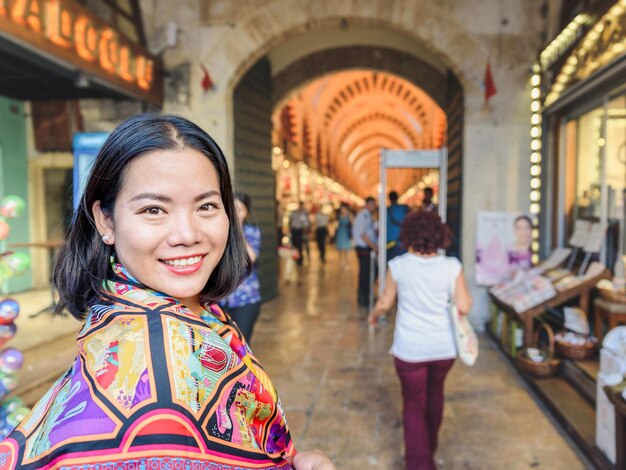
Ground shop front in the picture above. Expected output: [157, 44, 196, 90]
[0, 0, 162, 294]
[488, 1, 626, 468]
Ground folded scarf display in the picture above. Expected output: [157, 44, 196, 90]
[0, 262, 294, 469]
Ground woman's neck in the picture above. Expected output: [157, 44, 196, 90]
[408, 249, 439, 258]
[178, 297, 204, 316]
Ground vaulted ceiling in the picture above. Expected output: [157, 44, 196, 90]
[272, 70, 447, 197]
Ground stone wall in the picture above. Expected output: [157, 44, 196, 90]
[135, 0, 546, 325]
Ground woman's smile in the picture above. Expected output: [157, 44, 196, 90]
[159, 254, 206, 274]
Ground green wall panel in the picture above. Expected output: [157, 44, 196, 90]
[0, 97, 31, 293]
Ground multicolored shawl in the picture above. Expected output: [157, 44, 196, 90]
[0, 263, 294, 469]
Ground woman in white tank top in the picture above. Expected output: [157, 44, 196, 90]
[369, 210, 472, 470]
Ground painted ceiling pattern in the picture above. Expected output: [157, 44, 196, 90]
[273, 70, 447, 197]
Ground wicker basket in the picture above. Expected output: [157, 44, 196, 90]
[598, 288, 626, 304]
[516, 323, 561, 378]
[555, 334, 597, 360]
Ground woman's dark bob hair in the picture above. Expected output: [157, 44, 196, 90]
[53, 114, 250, 320]
[400, 210, 452, 254]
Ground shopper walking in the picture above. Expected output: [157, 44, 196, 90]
[0, 114, 335, 470]
[353, 197, 378, 307]
[334, 203, 353, 270]
[289, 201, 310, 266]
[386, 190, 409, 262]
[220, 192, 262, 343]
[421, 187, 437, 212]
[369, 210, 472, 470]
[314, 207, 330, 263]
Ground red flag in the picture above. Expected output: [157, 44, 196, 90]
[201, 65, 214, 92]
[484, 61, 497, 104]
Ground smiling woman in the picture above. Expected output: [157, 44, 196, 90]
[0, 114, 335, 470]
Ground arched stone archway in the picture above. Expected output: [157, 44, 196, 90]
[232, 45, 464, 300]
[159, 0, 544, 320]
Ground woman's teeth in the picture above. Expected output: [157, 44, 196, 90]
[163, 256, 202, 267]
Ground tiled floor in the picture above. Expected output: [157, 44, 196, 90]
[6, 248, 586, 469]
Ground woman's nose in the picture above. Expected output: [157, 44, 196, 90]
[167, 212, 201, 246]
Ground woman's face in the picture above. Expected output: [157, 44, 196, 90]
[514, 218, 533, 248]
[94, 147, 229, 310]
[234, 198, 248, 225]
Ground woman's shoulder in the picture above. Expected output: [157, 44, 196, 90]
[444, 256, 463, 274]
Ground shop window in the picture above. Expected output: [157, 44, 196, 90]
[605, 94, 625, 268]
[565, 93, 626, 269]
[573, 106, 603, 221]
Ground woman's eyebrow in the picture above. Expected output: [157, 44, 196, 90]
[128, 190, 220, 203]
[129, 192, 171, 203]
[194, 190, 220, 202]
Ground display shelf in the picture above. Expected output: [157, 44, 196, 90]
[489, 269, 611, 347]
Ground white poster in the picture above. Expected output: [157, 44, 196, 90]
[475, 211, 533, 286]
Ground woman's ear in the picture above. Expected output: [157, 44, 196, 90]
[92, 201, 115, 245]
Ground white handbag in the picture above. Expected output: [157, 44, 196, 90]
[449, 263, 479, 366]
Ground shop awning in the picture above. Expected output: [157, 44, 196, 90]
[0, 37, 132, 101]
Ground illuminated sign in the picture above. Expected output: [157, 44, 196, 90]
[0, 0, 162, 105]
[544, 1, 626, 106]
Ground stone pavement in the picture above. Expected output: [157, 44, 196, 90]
[9, 248, 588, 469]
[251, 250, 588, 469]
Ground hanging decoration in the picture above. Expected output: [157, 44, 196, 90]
[483, 61, 497, 106]
[200, 64, 215, 92]
[0, 195, 31, 439]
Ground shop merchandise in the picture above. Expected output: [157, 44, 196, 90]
[0, 196, 30, 439]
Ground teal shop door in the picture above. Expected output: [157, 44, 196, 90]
[0, 97, 31, 293]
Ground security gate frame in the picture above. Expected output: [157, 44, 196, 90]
[377, 148, 448, 296]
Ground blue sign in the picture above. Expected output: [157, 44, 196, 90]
[73, 132, 108, 209]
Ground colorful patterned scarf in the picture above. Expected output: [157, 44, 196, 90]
[0, 262, 294, 469]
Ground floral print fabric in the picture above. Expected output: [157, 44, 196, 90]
[0, 262, 294, 469]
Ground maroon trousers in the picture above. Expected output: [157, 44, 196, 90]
[394, 357, 455, 470]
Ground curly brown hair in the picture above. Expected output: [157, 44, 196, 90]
[400, 210, 451, 254]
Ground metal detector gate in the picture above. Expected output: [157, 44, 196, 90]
[377, 148, 448, 297]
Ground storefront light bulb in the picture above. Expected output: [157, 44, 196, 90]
[282, 160, 290, 169]
[530, 152, 541, 164]
[530, 191, 541, 202]
[531, 88, 541, 99]
[531, 241, 540, 251]
[531, 139, 542, 151]
[531, 253, 539, 264]
[530, 165, 541, 176]
[597, 138, 606, 147]
[531, 127, 541, 138]
[530, 178, 541, 189]
[531, 75, 541, 87]
[530, 203, 540, 215]
[531, 114, 541, 125]
[531, 101, 540, 112]
[532, 228, 539, 238]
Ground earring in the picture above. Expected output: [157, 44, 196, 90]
[102, 234, 110, 243]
